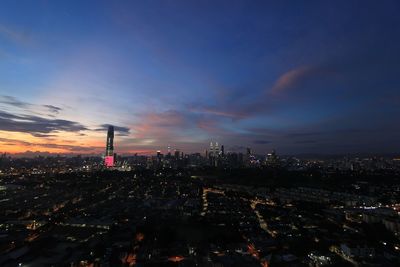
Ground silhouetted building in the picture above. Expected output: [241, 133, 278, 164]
[266, 149, 280, 167]
[175, 150, 180, 160]
[167, 145, 171, 158]
[245, 147, 252, 166]
[209, 142, 214, 158]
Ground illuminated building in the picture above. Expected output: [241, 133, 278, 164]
[104, 125, 114, 167]
[266, 149, 280, 167]
[209, 141, 219, 166]
[214, 142, 220, 155]
[167, 145, 171, 157]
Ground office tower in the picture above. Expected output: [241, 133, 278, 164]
[167, 145, 171, 158]
[208, 141, 219, 167]
[245, 147, 252, 166]
[221, 145, 224, 156]
[104, 125, 114, 167]
[174, 150, 180, 159]
[266, 149, 280, 167]
[246, 147, 251, 156]
[215, 142, 220, 155]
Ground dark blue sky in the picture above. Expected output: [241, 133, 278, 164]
[0, 0, 399, 154]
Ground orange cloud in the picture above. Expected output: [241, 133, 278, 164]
[0, 130, 104, 154]
[131, 110, 186, 140]
[189, 106, 246, 119]
[270, 66, 314, 95]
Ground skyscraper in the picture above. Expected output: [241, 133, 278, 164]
[167, 145, 171, 158]
[209, 141, 219, 167]
[266, 149, 280, 167]
[245, 147, 252, 166]
[104, 125, 114, 167]
[214, 142, 220, 155]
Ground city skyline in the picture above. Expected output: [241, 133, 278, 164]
[1, 1, 400, 155]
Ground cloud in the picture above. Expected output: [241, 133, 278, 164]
[0, 95, 31, 108]
[0, 110, 87, 136]
[195, 118, 235, 137]
[181, 63, 341, 127]
[95, 124, 130, 136]
[1, 95, 65, 117]
[0, 137, 31, 147]
[189, 105, 247, 120]
[136, 109, 234, 138]
[40, 143, 99, 152]
[269, 66, 316, 95]
[268, 63, 347, 100]
[43, 105, 62, 114]
[143, 110, 187, 128]
[0, 137, 99, 152]
[131, 110, 188, 140]
[31, 133, 57, 138]
[125, 109, 227, 148]
[183, 84, 276, 124]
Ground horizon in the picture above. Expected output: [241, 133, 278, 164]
[1, 1, 400, 155]
[3, 149, 400, 159]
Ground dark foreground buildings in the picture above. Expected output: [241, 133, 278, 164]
[0, 151, 400, 266]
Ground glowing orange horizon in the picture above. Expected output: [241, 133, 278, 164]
[0, 147, 158, 156]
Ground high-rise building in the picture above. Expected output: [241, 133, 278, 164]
[174, 150, 180, 159]
[246, 147, 252, 156]
[266, 149, 280, 167]
[167, 145, 171, 158]
[104, 125, 114, 167]
[245, 147, 252, 166]
[214, 142, 220, 155]
[209, 141, 220, 167]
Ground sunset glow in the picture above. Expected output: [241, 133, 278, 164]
[0, 1, 399, 155]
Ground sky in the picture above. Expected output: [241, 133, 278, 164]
[0, 0, 400, 156]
